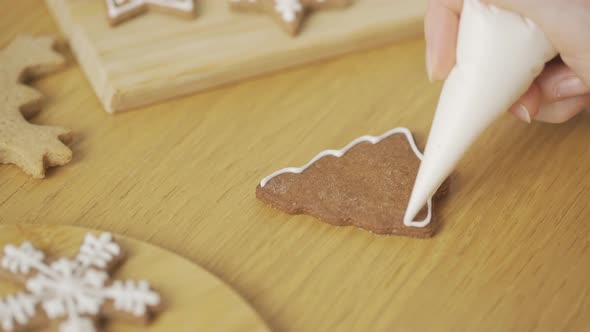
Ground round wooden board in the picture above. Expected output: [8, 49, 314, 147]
[0, 225, 269, 332]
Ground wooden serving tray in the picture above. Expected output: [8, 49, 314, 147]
[0, 225, 269, 332]
[44, 0, 426, 112]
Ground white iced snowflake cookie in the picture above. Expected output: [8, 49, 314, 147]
[0, 232, 161, 332]
[105, 0, 197, 26]
[229, 0, 352, 36]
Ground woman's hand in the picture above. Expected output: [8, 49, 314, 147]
[424, 0, 590, 123]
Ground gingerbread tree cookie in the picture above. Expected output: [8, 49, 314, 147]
[256, 128, 449, 238]
[0, 35, 72, 179]
[105, 0, 197, 26]
[230, 0, 352, 36]
[0, 232, 161, 332]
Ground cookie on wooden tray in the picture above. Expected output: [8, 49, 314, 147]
[105, 0, 197, 26]
[230, 0, 352, 36]
[0, 35, 72, 178]
[0, 232, 162, 332]
[256, 128, 449, 238]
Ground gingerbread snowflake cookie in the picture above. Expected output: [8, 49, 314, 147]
[230, 0, 352, 35]
[256, 128, 449, 238]
[0, 232, 161, 332]
[0, 35, 72, 179]
[105, 0, 197, 26]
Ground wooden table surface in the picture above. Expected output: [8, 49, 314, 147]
[2, 1, 590, 331]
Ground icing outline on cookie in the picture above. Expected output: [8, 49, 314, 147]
[259, 127, 432, 228]
[230, 0, 351, 36]
[275, 0, 304, 22]
[106, 0, 195, 23]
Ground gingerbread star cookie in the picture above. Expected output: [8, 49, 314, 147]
[230, 0, 352, 36]
[256, 128, 450, 238]
[0, 35, 72, 179]
[105, 0, 197, 26]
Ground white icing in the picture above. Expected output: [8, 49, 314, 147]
[404, 0, 557, 224]
[274, 0, 303, 22]
[106, 0, 194, 19]
[76, 232, 121, 268]
[231, 0, 340, 23]
[60, 317, 96, 332]
[0, 233, 160, 332]
[260, 127, 433, 228]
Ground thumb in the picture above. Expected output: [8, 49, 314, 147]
[534, 94, 590, 124]
[561, 53, 590, 90]
[535, 61, 590, 101]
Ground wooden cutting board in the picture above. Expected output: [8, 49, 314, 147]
[44, 0, 426, 113]
[0, 225, 270, 332]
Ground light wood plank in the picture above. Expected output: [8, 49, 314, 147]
[44, 0, 426, 112]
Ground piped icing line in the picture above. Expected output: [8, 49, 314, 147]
[259, 127, 433, 228]
[275, 0, 303, 22]
[107, 0, 194, 18]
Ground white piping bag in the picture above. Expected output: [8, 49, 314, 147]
[404, 0, 557, 226]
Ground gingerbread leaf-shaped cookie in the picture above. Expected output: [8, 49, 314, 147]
[257, 128, 449, 238]
[0, 35, 72, 178]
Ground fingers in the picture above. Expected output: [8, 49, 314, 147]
[536, 61, 590, 101]
[508, 80, 590, 124]
[534, 94, 590, 124]
[561, 53, 590, 90]
[508, 83, 542, 123]
[424, 0, 463, 81]
[480, 0, 535, 14]
[479, 0, 554, 27]
[482, 0, 590, 88]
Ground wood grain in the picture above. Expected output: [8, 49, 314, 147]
[2, 1, 590, 331]
[0, 225, 269, 332]
[44, 0, 426, 112]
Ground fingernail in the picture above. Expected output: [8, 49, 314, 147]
[556, 77, 589, 98]
[514, 104, 532, 124]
